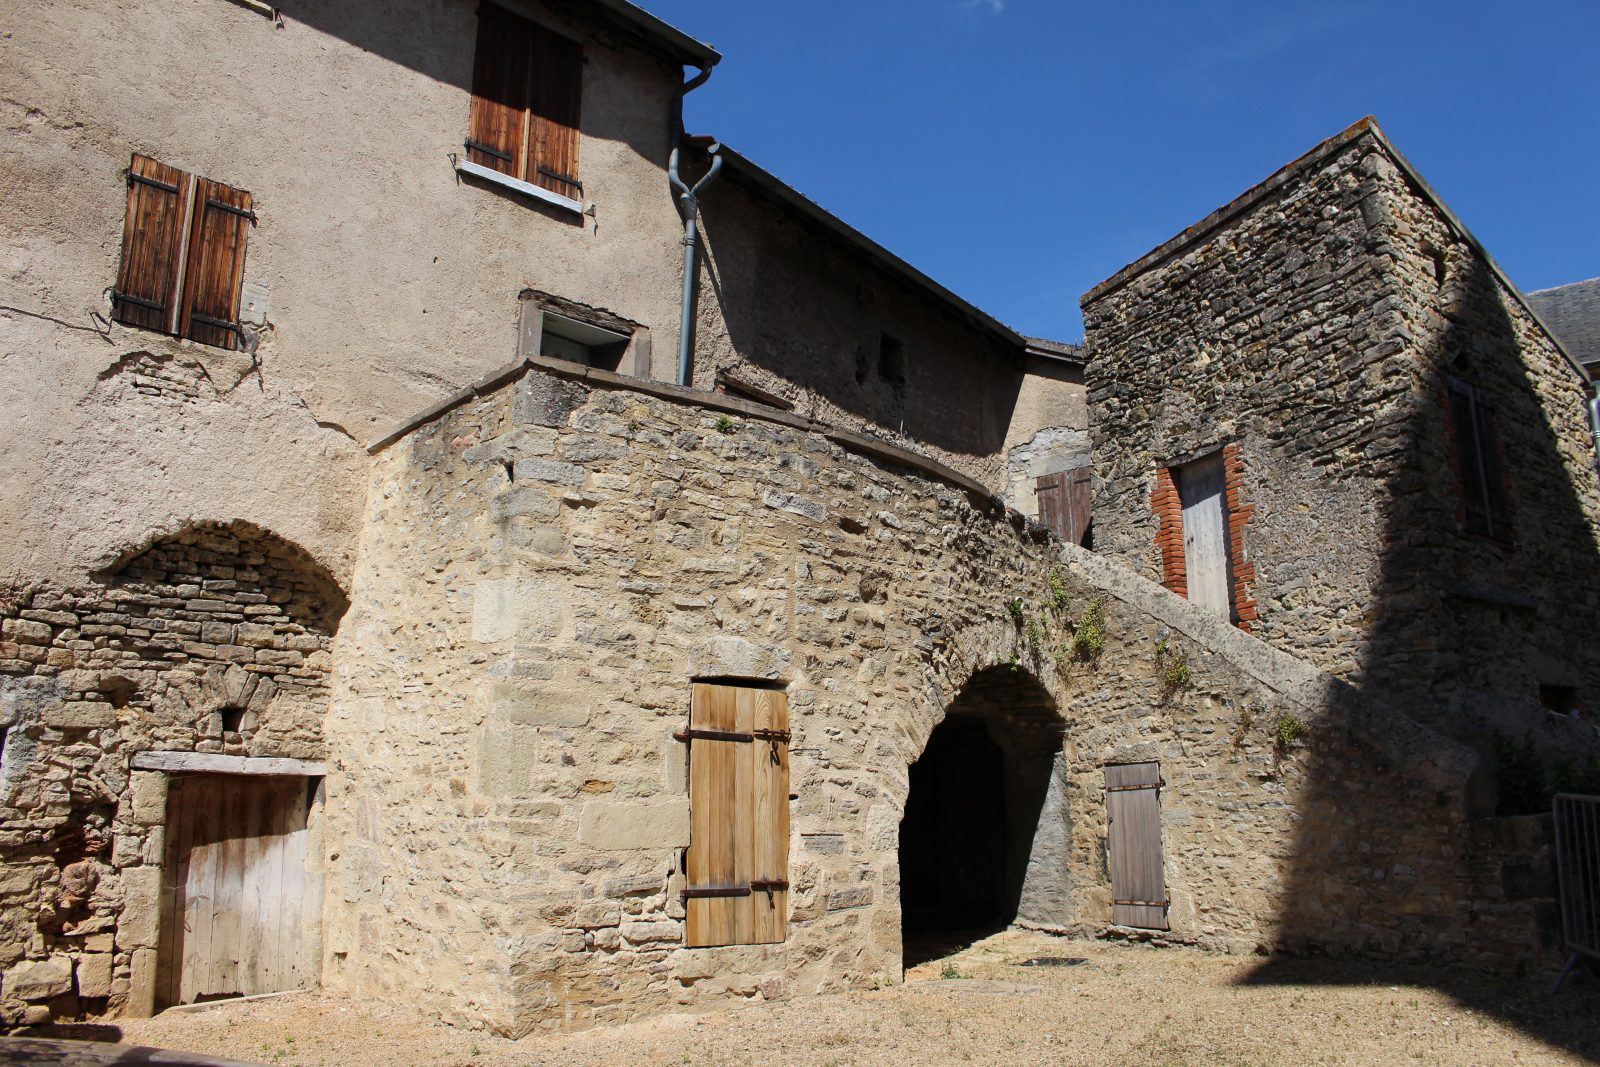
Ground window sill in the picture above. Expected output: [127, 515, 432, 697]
[456, 158, 583, 216]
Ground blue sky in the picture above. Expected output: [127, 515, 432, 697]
[647, 0, 1600, 342]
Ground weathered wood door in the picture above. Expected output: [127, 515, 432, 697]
[1105, 762, 1169, 930]
[684, 683, 790, 948]
[1177, 454, 1231, 618]
[158, 774, 316, 1007]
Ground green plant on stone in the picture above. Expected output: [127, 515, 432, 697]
[1161, 651, 1191, 692]
[714, 414, 735, 434]
[1275, 712, 1306, 752]
[940, 960, 961, 980]
[1071, 597, 1106, 660]
[1048, 568, 1071, 615]
[1025, 615, 1043, 652]
[1007, 597, 1026, 627]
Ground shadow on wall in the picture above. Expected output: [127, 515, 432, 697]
[693, 172, 1027, 465]
[1244, 253, 1600, 1060]
[273, 0, 676, 164]
[899, 665, 1065, 968]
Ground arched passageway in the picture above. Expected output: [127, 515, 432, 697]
[899, 666, 1067, 966]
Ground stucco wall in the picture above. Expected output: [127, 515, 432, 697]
[324, 361, 1542, 1037]
[0, 0, 691, 588]
[1083, 130, 1600, 763]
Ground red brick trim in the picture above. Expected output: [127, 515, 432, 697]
[1152, 466, 1187, 597]
[1222, 444, 1257, 632]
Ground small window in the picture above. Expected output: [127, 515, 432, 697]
[465, 4, 583, 203]
[877, 333, 905, 391]
[1447, 378, 1511, 540]
[682, 682, 790, 948]
[540, 312, 629, 370]
[112, 155, 253, 350]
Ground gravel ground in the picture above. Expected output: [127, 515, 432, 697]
[107, 932, 1598, 1067]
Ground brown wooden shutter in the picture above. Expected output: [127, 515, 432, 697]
[113, 155, 192, 333]
[1035, 465, 1093, 546]
[467, 4, 535, 177]
[684, 683, 789, 948]
[1105, 762, 1168, 930]
[179, 178, 252, 350]
[528, 28, 583, 199]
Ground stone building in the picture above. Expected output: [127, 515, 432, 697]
[1083, 118, 1600, 782]
[0, 0, 1594, 1041]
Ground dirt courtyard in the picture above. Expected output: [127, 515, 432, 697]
[102, 932, 1597, 1067]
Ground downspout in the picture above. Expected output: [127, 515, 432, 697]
[669, 142, 722, 387]
[1589, 388, 1600, 469]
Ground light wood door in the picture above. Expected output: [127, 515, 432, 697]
[158, 774, 316, 1007]
[1177, 454, 1231, 618]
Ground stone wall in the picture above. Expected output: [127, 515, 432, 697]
[0, 522, 343, 1026]
[324, 360, 1549, 1037]
[1082, 122, 1600, 774]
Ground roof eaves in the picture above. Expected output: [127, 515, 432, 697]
[585, 0, 720, 68]
[708, 144, 1026, 352]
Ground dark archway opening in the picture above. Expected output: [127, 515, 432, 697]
[900, 666, 1066, 968]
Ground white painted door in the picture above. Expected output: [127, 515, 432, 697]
[1178, 455, 1231, 618]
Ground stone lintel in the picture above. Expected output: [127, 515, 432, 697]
[130, 751, 326, 777]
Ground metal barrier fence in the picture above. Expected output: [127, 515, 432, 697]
[1553, 793, 1600, 992]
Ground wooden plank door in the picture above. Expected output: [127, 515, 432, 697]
[684, 683, 790, 948]
[1034, 466, 1093, 547]
[1105, 762, 1169, 930]
[158, 774, 315, 1007]
[1177, 455, 1231, 618]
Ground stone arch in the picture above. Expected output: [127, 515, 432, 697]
[895, 616, 1076, 963]
[89, 519, 348, 753]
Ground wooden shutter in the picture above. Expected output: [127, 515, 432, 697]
[1035, 465, 1093, 546]
[466, 4, 535, 177]
[528, 29, 583, 199]
[1105, 762, 1168, 930]
[113, 155, 192, 333]
[1449, 380, 1512, 540]
[684, 683, 789, 948]
[179, 178, 252, 350]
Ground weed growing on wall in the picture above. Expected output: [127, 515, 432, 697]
[1007, 597, 1026, 628]
[1154, 636, 1191, 697]
[1274, 712, 1306, 753]
[1048, 568, 1071, 615]
[1071, 598, 1106, 661]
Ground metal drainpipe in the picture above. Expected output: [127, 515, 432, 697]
[1590, 389, 1600, 468]
[669, 143, 723, 387]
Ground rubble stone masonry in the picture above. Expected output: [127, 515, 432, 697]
[1084, 123, 1600, 767]
[0, 524, 341, 1025]
[321, 359, 1558, 1036]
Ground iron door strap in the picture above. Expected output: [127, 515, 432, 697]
[683, 880, 789, 900]
[683, 884, 752, 900]
[673, 727, 792, 744]
[204, 197, 258, 224]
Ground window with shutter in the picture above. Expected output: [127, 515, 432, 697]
[1035, 465, 1093, 547]
[466, 4, 583, 202]
[113, 156, 192, 334]
[112, 154, 253, 351]
[682, 682, 789, 948]
[1447, 378, 1511, 541]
